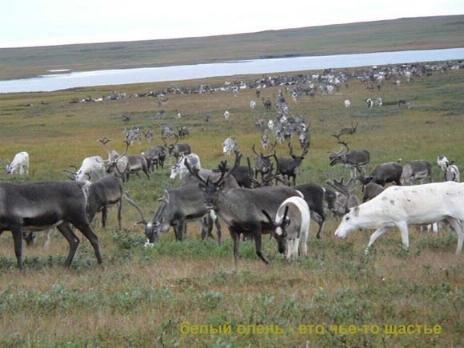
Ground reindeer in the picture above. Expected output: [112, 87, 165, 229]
[0, 181, 102, 269]
[252, 143, 276, 182]
[262, 196, 311, 260]
[178, 126, 189, 139]
[335, 182, 464, 255]
[185, 152, 302, 267]
[332, 122, 358, 142]
[99, 138, 130, 181]
[86, 174, 124, 229]
[329, 141, 370, 179]
[162, 135, 191, 160]
[326, 178, 360, 217]
[142, 145, 167, 171]
[143, 128, 154, 143]
[4, 151, 29, 175]
[274, 142, 309, 186]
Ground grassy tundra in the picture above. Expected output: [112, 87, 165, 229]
[1, 15, 464, 80]
[0, 67, 464, 347]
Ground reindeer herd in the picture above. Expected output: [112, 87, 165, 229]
[1, 124, 461, 270]
[1, 64, 464, 270]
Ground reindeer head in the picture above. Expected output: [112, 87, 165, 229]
[288, 142, 309, 165]
[252, 143, 275, 174]
[185, 151, 241, 208]
[105, 140, 130, 176]
[326, 177, 359, 216]
[329, 141, 349, 166]
[162, 135, 179, 154]
[126, 191, 169, 245]
[261, 207, 290, 254]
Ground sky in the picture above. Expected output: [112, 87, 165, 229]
[1, 0, 463, 48]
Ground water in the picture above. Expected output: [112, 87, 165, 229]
[1, 47, 463, 93]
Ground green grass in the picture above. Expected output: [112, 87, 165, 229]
[0, 66, 463, 346]
[1, 15, 464, 80]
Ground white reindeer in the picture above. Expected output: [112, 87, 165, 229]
[224, 110, 230, 121]
[170, 153, 201, 180]
[334, 182, 464, 255]
[223, 137, 236, 155]
[437, 155, 460, 182]
[5, 151, 29, 175]
[344, 99, 351, 109]
[249, 100, 256, 110]
[74, 156, 106, 182]
[263, 196, 310, 260]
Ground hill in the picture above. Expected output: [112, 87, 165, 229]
[0, 15, 463, 80]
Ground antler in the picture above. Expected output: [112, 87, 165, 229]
[252, 144, 259, 156]
[301, 140, 310, 156]
[247, 157, 253, 177]
[184, 158, 208, 185]
[287, 142, 294, 156]
[123, 192, 147, 225]
[98, 137, 111, 145]
[268, 140, 277, 153]
[338, 140, 350, 153]
[215, 151, 242, 186]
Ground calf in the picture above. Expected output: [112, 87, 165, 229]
[5, 151, 29, 175]
[262, 196, 310, 260]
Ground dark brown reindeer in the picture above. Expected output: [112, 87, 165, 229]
[0, 181, 103, 269]
[252, 142, 276, 183]
[162, 135, 191, 160]
[329, 141, 370, 179]
[274, 142, 309, 186]
[332, 121, 358, 142]
[185, 152, 302, 267]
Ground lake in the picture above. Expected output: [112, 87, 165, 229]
[1, 47, 463, 93]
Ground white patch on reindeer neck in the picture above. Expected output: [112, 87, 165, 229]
[276, 226, 283, 236]
[209, 209, 217, 220]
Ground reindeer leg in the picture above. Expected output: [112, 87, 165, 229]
[200, 216, 209, 240]
[12, 227, 24, 269]
[365, 227, 387, 255]
[117, 200, 122, 230]
[396, 222, 410, 251]
[447, 218, 464, 254]
[229, 227, 241, 269]
[57, 223, 80, 267]
[101, 206, 107, 228]
[254, 229, 269, 264]
[72, 221, 102, 264]
[215, 219, 222, 245]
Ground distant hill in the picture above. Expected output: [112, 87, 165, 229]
[0, 15, 463, 80]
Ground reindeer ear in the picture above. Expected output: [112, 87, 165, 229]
[353, 206, 360, 217]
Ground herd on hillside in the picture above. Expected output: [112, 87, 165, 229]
[1, 60, 463, 269]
